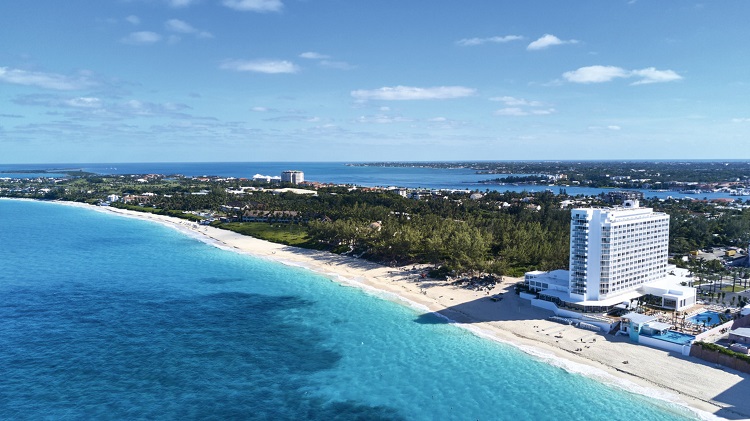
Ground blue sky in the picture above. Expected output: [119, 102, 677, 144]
[1, 1, 749, 163]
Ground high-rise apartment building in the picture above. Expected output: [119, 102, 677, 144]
[568, 200, 670, 302]
[281, 170, 304, 185]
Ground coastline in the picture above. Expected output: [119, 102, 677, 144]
[11, 199, 750, 420]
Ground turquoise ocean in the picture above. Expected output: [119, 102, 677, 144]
[0, 199, 700, 420]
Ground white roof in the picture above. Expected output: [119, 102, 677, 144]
[526, 270, 569, 287]
[622, 312, 658, 325]
[539, 288, 642, 307]
[647, 322, 673, 331]
[642, 276, 696, 298]
[730, 328, 750, 339]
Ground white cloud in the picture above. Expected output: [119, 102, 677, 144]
[731, 118, 750, 123]
[165, 19, 213, 38]
[456, 35, 523, 46]
[65, 97, 102, 108]
[589, 125, 623, 131]
[629, 67, 683, 85]
[299, 52, 329, 60]
[222, 0, 283, 12]
[121, 99, 191, 116]
[0, 67, 94, 90]
[125, 15, 140, 25]
[562, 65, 630, 83]
[494, 107, 555, 116]
[351, 86, 476, 101]
[527, 34, 578, 50]
[165, 19, 194, 33]
[252, 106, 269, 112]
[356, 114, 412, 124]
[121, 31, 162, 45]
[13, 94, 193, 120]
[299, 52, 353, 70]
[491, 96, 552, 116]
[490, 96, 543, 107]
[494, 107, 527, 116]
[220, 59, 299, 74]
[263, 114, 321, 123]
[563, 65, 683, 85]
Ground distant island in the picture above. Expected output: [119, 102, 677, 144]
[352, 160, 750, 189]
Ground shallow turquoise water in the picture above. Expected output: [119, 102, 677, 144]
[0, 200, 699, 420]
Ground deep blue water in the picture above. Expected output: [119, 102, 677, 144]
[0, 199, 699, 420]
[0, 162, 744, 200]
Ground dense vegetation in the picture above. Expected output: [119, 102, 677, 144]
[300, 190, 570, 275]
[642, 198, 750, 254]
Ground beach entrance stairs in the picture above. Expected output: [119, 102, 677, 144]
[608, 320, 622, 335]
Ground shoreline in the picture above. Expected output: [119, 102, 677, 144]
[9, 198, 750, 420]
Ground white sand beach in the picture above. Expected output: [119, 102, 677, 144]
[53, 201, 750, 420]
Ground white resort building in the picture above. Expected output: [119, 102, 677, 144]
[524, 200, 696, 314]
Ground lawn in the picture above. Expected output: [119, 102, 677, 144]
[217, 222, 316, 247]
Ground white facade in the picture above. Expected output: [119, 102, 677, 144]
[524, 200, 695, 313]
[569, 200, 670, 302]
[281, 170, 304, 185]
[525, 269, 570, 293]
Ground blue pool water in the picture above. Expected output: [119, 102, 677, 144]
[643, 330, 696, 345]
[0, 199, 700, 420]
[687, 311, 724, 327]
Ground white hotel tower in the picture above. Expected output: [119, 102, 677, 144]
[569, 200, 670, 302]
[281, 170, 304, 185]
[524, 199, 695, 313]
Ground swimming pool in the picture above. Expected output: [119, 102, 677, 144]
[687, 310, 724, 327]
[641, 330, 696, 345]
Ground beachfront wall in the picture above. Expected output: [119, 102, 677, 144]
[528, 298, 616, 332]
[695, 320, 734, 342]
[638, 335, 692, 356]
[690, 345, 750, 374]
[527, 297, 577, 317]
[520, 292, 537, 301]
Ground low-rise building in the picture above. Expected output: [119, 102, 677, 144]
[730, 328, 750, 345]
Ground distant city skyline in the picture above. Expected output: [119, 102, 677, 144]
[1, 1, 749, 163]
